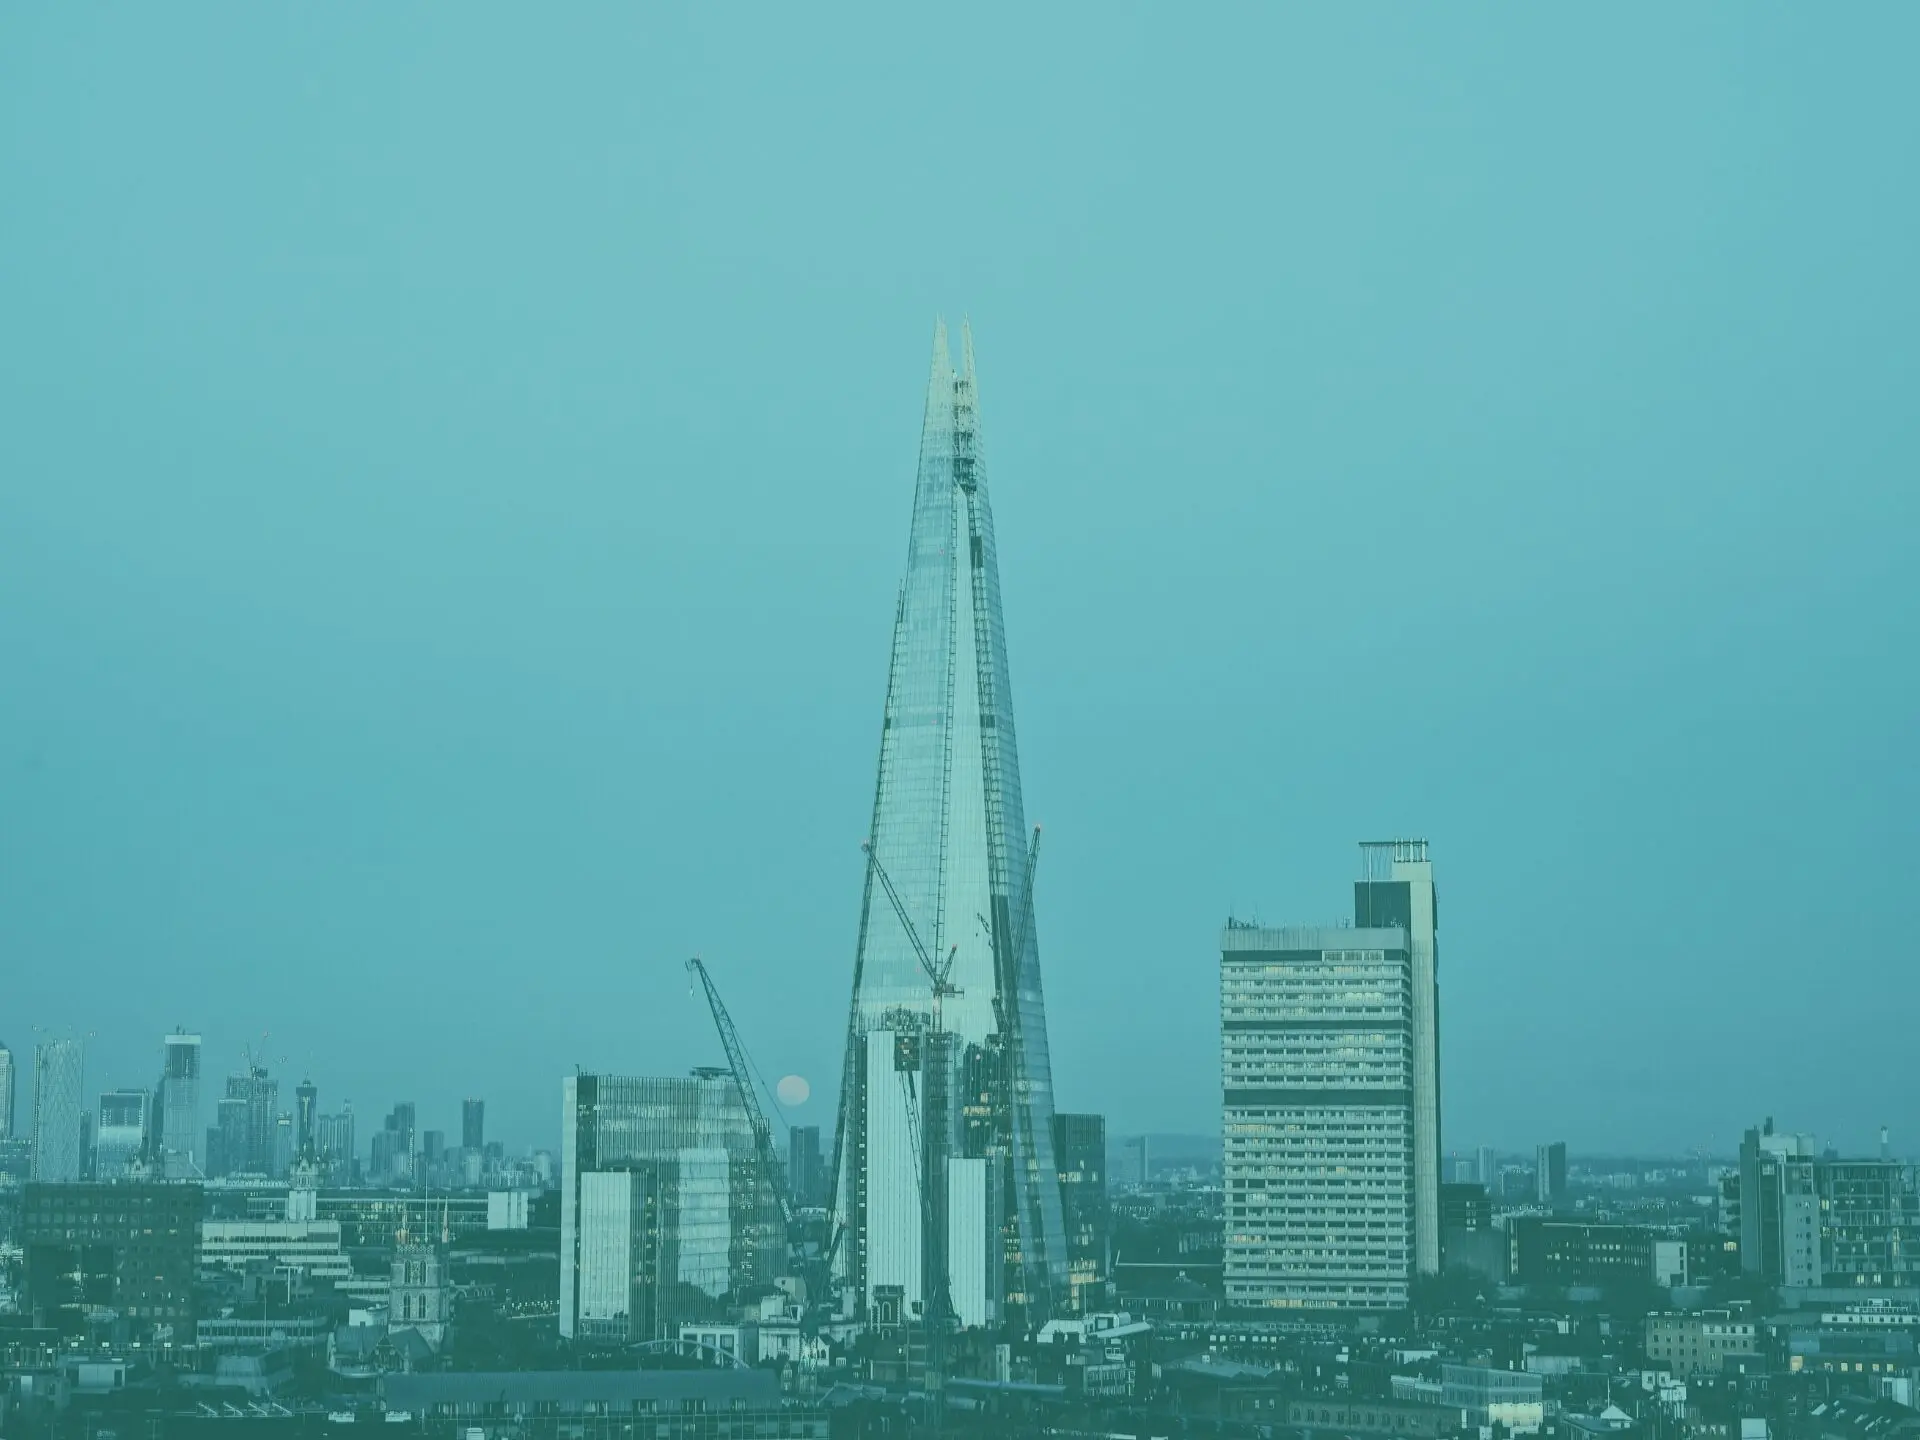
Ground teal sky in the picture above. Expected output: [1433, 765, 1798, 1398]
[2, 7, 1914, 1159]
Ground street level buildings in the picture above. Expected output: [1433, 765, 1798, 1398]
[835, 322, 1071, 1323]
[1221, 840, 1441, 1310]
[1646, 1309, 1760, 1375]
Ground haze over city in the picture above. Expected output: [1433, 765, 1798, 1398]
[3, 5, 1915, 1160]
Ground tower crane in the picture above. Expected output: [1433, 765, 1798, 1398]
[685, 956, 839, 1329]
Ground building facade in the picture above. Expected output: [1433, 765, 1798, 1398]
[1221, 841, 1441, 1311]
[834, 322, 1071, 1324]
[1738, 1123, 1920, 1288]
[560, 1071, 782, 1344]
[1054, 1111, 1109, 1314]
[23, 1182, 204, 1341]
[31, 1039, 85, 1182]
[1646, 1309, 1759, 1374]
[1508, 1218, 1659, 1287]
[94, 1088, 150, 1181]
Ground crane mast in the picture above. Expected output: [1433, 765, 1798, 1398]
[685, 956, 840, 1327]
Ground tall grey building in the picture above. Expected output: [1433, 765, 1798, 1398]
[159, 1032, 202, 1179]
[95, 1089, 150, 1180]
[462, 1098, 485, 1153]
[1536, 1141, 1568, 1206]
[0, 1041, 15, 1140]
[835, 322, 1070, 1325]
[787, 1125, 821, 1210]
[295, 1079, 319, 1161]
[560, 1071, 782, 1345]
[1221, 840, 1441, 1309]
[32, 1038, 86, 1182]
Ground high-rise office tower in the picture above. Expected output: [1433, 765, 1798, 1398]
[1536, 1141, 1568, 1206]
[1476, 1145, 1498, 1189]
[836, 322, 1070, 1324]
[31, 1038, 86, 1182]
[559, 1071, 782, 1344]
[0, 1041, 15, 1140]
[160, 1032, 202, 1178]
[1221, 840, 1442, 1310]
[95, 1088, 150, 1180]
[787, 1125, 822, 1210]
[462, 1098, 485, 1153]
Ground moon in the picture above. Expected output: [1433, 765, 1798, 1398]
[776, 1074, 811, 1107]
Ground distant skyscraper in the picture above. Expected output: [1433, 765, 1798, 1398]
[31, 1038, 86, 1182]
[1052, 1112, 1109, 1314]
[295, 1079, 318, 1160]
[221, 1065, 279, 1176]
[95, 1088, 150, 1180]
[1476, 1145, 1498, 1189]
[0, 1041, 15, 1140]
[315, 1104, 356, 1183]
[160, 1032, 202, 1179]
[1221, 840, 1442, 1310]
[559, 1071, 782, 1344]
[836, 322, 1070, 1323]
[378, 1102, 418, 1183]
[462, 1098, 485, 1153]
[787, 1125, 821, 1210]
[1536, 1142, 1568, 1206]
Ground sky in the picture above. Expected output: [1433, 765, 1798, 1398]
[1, 6, 1915, 1161]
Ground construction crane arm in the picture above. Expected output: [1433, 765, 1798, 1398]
[862, 842, 952, 990]
[685, 957, 797, 1233]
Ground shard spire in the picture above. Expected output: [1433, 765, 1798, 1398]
[835, 322, 1070, 1325]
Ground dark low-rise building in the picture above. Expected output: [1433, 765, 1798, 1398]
[1509, 1218, 1657, 1287]
[381, 1368, 827, 1438]
[1287, 1397, 1466, 1436]
[22, 1182, 203, 1342]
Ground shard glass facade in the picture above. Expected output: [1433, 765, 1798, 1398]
[837, 322, 1070, 1321]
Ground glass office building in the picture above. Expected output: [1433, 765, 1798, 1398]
[31, 1039, 85, 1182]
[836, 322, 1070, 1323]
[560, 1071, 780, 1344]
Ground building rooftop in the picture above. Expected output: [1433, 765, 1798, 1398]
[383, 1368, 783, 1409]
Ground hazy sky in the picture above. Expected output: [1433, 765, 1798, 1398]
[2, 7, 1915, 1160]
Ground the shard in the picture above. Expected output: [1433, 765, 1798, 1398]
[834, 320, 1070, 1326]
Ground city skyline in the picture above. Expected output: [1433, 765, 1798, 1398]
[3, 8, 1915, 1159]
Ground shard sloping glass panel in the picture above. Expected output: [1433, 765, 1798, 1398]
[836, 321, 1069, 1321]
